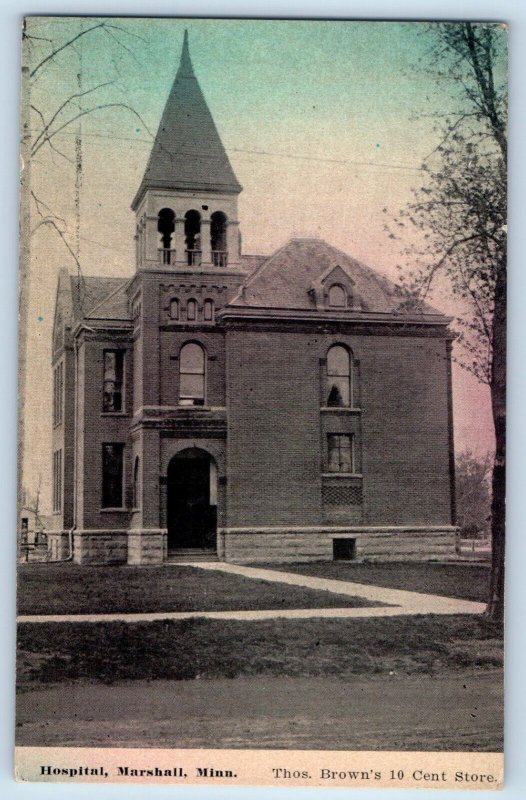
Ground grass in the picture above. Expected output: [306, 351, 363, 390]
[254, 562, 491, 602]
[17, 614, 502, 688]
[17, 563, 381, 615]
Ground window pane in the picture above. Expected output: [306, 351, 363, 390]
[103, 350, 124, 412]
[180, 373, 204, 398]
[170, 299, 179, 319]
[327, 377, 349, 407]
[187, 300, 197, 320]
[327, 436, 339, 471]
[180, 343, 204, 373]
[102, 444, 124, 507]
[327, 434, 353, 473]
[327, 345, 349, 376]
[329, 285, 346, 307]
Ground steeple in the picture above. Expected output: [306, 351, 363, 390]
[178, 29, 193, 77]
[131, 31, 242, 210]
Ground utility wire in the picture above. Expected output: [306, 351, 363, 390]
[27, 128, 425, 172]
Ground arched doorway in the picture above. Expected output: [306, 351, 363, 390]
[167, 448, 217, 551]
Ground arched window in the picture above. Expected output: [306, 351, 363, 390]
[328, 284, 346, 308]
[326, 345, 352, 407]
[187, 299, 197, 321]
[180, 342, 205, 406]
[185, 209, 202, 265]
[133, 456, 140, 509]
[211, 211, 228, 266]
[157, 208, 175, 264]
[204, 299, 214, 321]
[170, 298, 179, 320]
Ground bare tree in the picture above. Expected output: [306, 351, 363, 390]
[389, 22, 507, 621]
[19, 19, 152, 546]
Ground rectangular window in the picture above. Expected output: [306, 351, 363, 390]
[102, 443, 125, 508]
[53, 361, 64, 425]
[103, 350, 124, 412]
[53, 449, 62, 512]
[327, 434, 354, 473]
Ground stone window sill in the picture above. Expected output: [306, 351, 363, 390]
[322, 473, 363, 479]
[100, 507, 128, 513]
[101, 412, 129, 417]
[320, 407, 362, 413]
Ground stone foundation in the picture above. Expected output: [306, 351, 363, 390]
[49, 525, 457, 565]
[127, 529, 167, 565]
[219, 526, 457, 563]
[352, 526, 457, 561]
[72, 530, 128, 565]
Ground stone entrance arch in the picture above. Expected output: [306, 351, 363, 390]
[167, 447, 217, 551]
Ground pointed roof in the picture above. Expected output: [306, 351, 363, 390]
[231, 239, 443, 316]
[132, 31, 241, 209]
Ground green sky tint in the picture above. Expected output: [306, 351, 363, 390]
[23, 17, 505, 509]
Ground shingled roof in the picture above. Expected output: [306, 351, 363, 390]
[69, 275, 130, 322]
[132, 31, 242, 210]
[231, 238, 442, 316]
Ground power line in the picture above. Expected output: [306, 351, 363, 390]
[27, 128, 425, 172]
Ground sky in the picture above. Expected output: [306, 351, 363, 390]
[22, 17, 503, 511]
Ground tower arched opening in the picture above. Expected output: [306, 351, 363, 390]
[211, 211, 228, 267]
[157, 208, 175, 264]
[185, 210, 202, 265]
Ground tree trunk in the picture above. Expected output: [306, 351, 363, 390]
[486, 252, 506, 622]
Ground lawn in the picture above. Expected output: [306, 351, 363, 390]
[254, 562, 491, 602]
[17, 614, 502, 688]
[17, 563, 381, 615]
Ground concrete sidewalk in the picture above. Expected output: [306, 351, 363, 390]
[17, 561, 485, 623]
[186, 561, 484, 615]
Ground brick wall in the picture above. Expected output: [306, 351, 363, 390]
[226, 329, 323, 527]
[225, 326, 453, 531]
[359, 335, 452, 525]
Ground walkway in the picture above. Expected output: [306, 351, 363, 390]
[17, 562, 484, 623]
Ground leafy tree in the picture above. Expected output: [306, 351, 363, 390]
[391, 23, 506, 620]
[455, 451, 492, 538]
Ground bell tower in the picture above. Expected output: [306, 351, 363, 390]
[131, 31, 243, 270]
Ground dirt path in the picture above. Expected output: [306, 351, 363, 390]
[17, 671, 502, 752]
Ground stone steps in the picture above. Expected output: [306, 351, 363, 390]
[166, 549, 218, 563]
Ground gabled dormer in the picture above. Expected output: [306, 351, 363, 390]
[309, 263, 369, 311]
[131, 31, 243, 271]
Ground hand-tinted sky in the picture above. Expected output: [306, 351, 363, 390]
[24, 17, 503, 510]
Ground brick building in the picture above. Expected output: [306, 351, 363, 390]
[49, 33, 456, 565]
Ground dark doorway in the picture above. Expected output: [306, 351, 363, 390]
[167, 449, 217, 550]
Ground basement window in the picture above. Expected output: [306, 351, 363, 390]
[333, 538, 356, 561]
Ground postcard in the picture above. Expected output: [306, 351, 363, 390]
[16, 16, 506, 788]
